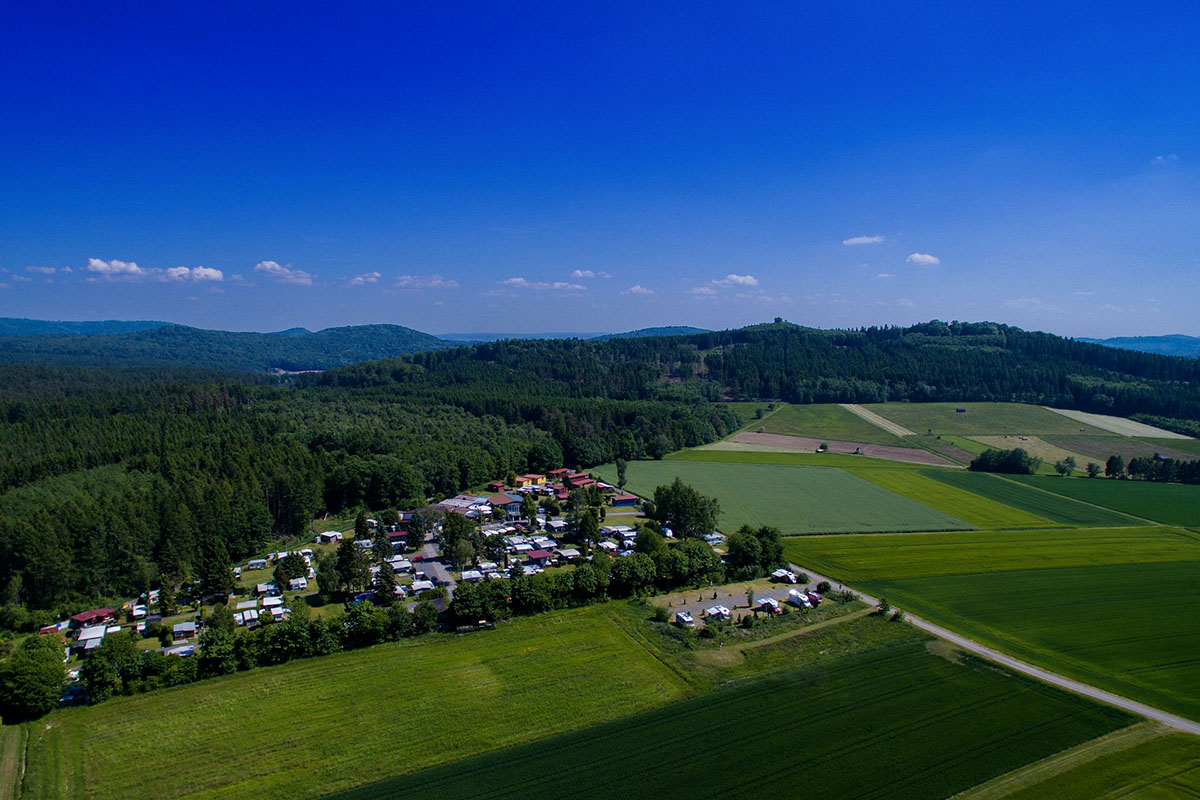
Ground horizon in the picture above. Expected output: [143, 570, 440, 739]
[1, 4, 1197, 338]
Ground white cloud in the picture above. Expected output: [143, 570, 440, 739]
[877, 272, 895, 279]
[690, 286, 718, 296]
[843, 234, 885, 246]
[1004, 296, 1058, 312]
[1152, 154, 1179, 164]
[501, 277, 585, 291]
[897, 298, 915, 308]
[349, 271, 382, 286]
[26, 266, 56, 274]
[570, 269, 611, 279]
[906, 252, 940, 266]
[1073, 290, 1096, 296]
[88, 258, 144, 276]
[394, 274, 458, 289]
[715, 273, 758, 287]
[254, 260, 314, 286]
[166, 266, 223, 282]
[622, 285, 654, 295]
[0, 282, 9, 289]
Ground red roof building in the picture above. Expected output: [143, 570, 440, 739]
[70, 608, 116, 627]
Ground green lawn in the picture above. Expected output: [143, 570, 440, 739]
[667, 447, 932, 469]
[717, 400, 780, 430]
[328, 629, 1130, 800]
[19, 606, 691, 800]
[595, 460, 972, 534]
[926, 471, 1138, 526]
[785, 527, 1200, 722]
[847, 469, 1057, 529]
[864, 402, 1117, 436]
[754, 402, 915, 446]
[1007, 475, 1200, 527]
[998, 732, 1200, 799]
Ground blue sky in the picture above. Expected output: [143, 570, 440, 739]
[0, 3, 1196, 336]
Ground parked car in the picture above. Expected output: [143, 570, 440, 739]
[675, 611, 695, 628]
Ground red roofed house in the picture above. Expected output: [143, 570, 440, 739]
[70, 608, 116, 628]
[610, 494, 639, 507]
[565, 473, 592, 488]
[521, 473, 547, 485]
[547, 468, 570, 479]
[486, 480, 507, 493]
[526, 549, 553, 566]
[487, 493, 524, 517]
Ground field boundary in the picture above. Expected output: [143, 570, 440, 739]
[991, 474, 1152, 526]
[786, 561, 1200, 736]
[949, 721, 1167, 799]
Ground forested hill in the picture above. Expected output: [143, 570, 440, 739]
[321, 319, 1200, 420]
[1079, 334, 1200, 359]
[592, 326, 711, 340]
[0, 323, 456, 372]
[0, 317, 166, 336]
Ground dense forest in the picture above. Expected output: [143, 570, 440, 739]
[3, 318, 1200, 618]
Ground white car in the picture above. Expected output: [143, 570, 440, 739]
[675, 611, 695, 628]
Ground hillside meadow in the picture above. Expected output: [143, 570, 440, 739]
[785, 527, 1200, 722]
[328, 624, 1131, 800]
[927, 471, 1138, 526]
[1008, 475, 1200, 527]
[596, 459, 971, 534]
[753, 402, 916, 446]
[846, 468, 1057, 529]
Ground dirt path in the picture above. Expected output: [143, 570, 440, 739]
[839, 404, 917, 437]
[949, 721, 1167, 799]
[788, 561, 1200, 737]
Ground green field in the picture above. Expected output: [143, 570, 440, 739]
[16, 606, 691, 800]
[848, 469, 1058, 529]
[927, 470, 1138, 526]
[996, 731, 1200, 799]
[865, 402, 1114, 436]
[328, 632, 1131, 800]
[785, 527, 1200, 721]
[1008, 475, 1200, 527]
[596, 460, 971, 534]
[668, 447, 932, 469]
[754, 402, 915, 446]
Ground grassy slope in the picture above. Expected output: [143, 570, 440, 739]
[785, 527, 1200, 721]
[595, 460, 971, 534]
[864, 402, 1116, 436]
[666, 448, 931, 469]
[754, 403, 916, 446]
[927, 471, 1139, 526]
[1007, 475, 1200, 527]
[327, 620, 1130, 800]
[847, 468, 1058, 529]
[20, 606, 691, 800]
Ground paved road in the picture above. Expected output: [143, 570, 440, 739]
[789, 561, 1200, 737]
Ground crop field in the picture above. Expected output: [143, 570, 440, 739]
[15, 606, 690, 800]
[597, 460, 971, 533]
[329, 636, 1131, 800]
[1042, 408, 1191, 439]
[847, 469, 1057, 529]
[785, 527, 1200, 721]
[972, 435, 1092, 469]
[753, 402, 915, 446]
[1007, 475, 1200, 527]
[1041, 434, 1200, 465]
[668, 447, 932, 469]
[926, 470, 1138, 526]
[864, 402, 1115, 436]
[994, 731, 1200, 799]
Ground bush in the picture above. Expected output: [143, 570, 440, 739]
[650, 605, 670, 623]
[816, 581, 831, 594]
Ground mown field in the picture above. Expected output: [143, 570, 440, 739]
[328, 632, 1131, 800]
[667, 447, 931, 469]
[864, 402, 1114, 436]
[1008, 475, 1200, 527]
[785, 527, 1200, 722]
[753, 402, 915, 446]
[927, 470, 1138, 526]
[847, 469, 1057, 529]
[598, 460, 971, 534]
[15, 606, 691, 800]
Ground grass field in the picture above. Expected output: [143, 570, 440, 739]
[1040, 434, 1200, 465]
[753, 402, 915, 446]
[667, 447, 932, 469]
[994, 731, 1200, 799]
[718, 401, 779, 431]
[864, 402, 1115, 436]
[785, 527, 1200, 721]
[847, 469, 1057, 529]
[1007, 475, 1200, 527]
[327, 631, 1131, 800]
[596, 460, 971, 534]
[926, 470, 1138, 526]
[16, 606, 691, 800]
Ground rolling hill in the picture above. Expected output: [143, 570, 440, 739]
[1079, 334, 1200, 358]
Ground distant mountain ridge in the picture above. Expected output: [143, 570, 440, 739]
[592, 326, 711, 340]
[0, 317, 167, 336]
[1078, 335, 1200, 359]
[0, 322, 456, 372]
